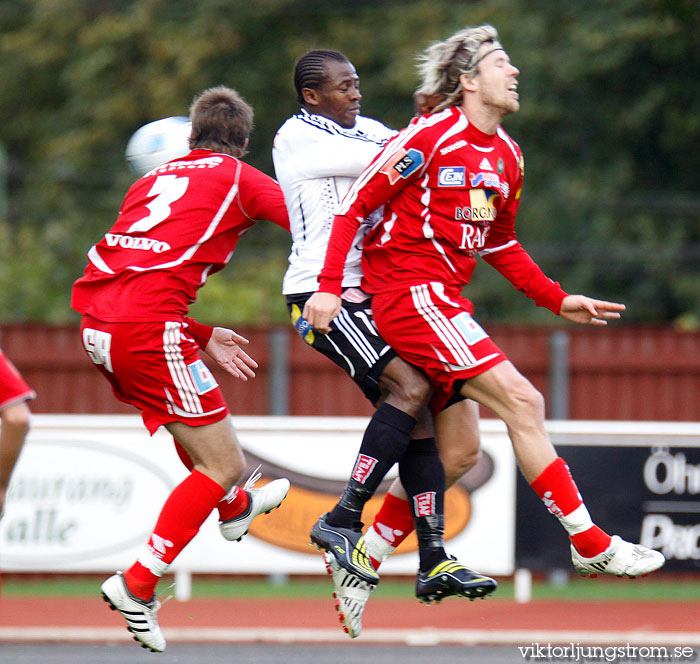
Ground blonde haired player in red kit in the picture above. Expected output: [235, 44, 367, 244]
[72, 86, 291, 652]
[305, 25, 664, 583]
[276, 49, 498, 639]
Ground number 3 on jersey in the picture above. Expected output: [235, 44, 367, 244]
[128, 175, 189, 233]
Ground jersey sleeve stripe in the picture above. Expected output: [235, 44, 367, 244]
[496, 127, 520, 160]
[87, 245, 115, 274]
[478, 239, 518, 256]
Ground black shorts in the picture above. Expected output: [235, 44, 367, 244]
[286, 292, 397, 405]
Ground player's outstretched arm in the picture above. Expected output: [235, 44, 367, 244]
[559, 295, 625, 326]
[205, 327, 258, 381]
[303, 292, 342, 334]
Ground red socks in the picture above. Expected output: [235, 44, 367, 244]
[217, 486, 250, 521]
[123, 561, 159, 601]
[173, 439, 250, 520]
[366, 493, 416, 569]
[530, 457, 611, 558]
[373, 493, 415, 546]
[124, 469, 225, 600]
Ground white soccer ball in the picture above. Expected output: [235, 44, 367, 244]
[125, 116, 192, 176]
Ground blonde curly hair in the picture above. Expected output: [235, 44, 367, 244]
[416, 25, 502, 113]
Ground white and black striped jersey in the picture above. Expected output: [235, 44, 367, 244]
[273, 108, 396, 295]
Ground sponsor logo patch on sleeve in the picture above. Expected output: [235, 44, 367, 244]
[380, 147, 424, 184]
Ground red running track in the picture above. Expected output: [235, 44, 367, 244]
[1, 596, 697, 632]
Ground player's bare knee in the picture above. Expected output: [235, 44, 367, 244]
[380, 366, 431, 417]
[197, 444, 246, 491]
[1, 405, 31, 436]
[522, 386, 545, 419]
[442, 447, 482, 487]
[507, 382, 545, 428]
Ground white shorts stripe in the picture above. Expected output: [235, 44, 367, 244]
[420, 290, 476, 366]
[162, 324, 196, 412]
[411, 285, 470, 364]
[171, 326, 203, 414]
[423, 284, 480, 365]
[334, 308, 380, 368]
[410, 285, 477, 367]
[411, 284, 471, 364]
[163, 322, 203, 414]
[324, 334, 356, 378]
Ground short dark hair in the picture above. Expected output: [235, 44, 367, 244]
[189, 85, 253, 156]
[293, 50, 350, 105]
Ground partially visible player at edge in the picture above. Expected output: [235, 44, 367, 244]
[0, 348, 34, 518]
[71, 86, 291, 652]
[0, 346, 34, 595]
[274, 49, 496, 639]
[305, 25, 665, 585]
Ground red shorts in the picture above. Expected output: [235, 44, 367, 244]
[371, 283, 507, 412]
[0, 349, 35, 411]
[80, 315, 229, 434]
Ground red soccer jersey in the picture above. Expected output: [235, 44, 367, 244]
[0, 347, 35, 410]
[71, 150, 289, 322]
[318, 107, 566, 313]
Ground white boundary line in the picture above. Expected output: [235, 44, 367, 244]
[1, 627, 699, 647]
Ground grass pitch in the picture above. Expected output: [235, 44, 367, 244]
[2, 573, 697, 602]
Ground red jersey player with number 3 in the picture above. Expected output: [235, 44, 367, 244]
[71, 86, 291, 652]
[305, 26, 664, 581]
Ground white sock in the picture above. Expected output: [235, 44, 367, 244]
[364, 526, 396, 567]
